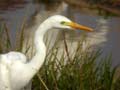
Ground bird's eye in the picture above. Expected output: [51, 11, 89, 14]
[60, 21, 67, 25]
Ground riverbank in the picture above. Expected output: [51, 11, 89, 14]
[64, 0, 120, 16]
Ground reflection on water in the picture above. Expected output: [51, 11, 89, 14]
[0, 1, 120, 66]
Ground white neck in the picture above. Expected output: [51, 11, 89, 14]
[27, 19, 52, 77]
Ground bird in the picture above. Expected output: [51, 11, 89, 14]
[0, 15, 93, 90]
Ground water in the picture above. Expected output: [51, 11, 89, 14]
[0, 0, 120, 66]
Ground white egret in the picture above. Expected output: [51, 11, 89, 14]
[0, 15, 93, 90]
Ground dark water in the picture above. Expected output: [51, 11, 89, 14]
[0, 0, 120, 66]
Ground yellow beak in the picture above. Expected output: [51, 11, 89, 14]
[68, 22, 93, 32]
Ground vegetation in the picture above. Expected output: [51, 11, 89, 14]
[32, 38, 120, 90]
[0, 22, 120, 90]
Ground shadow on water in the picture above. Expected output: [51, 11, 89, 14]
[0, 0, 120, 66]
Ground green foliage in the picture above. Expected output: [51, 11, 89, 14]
[32, 36, 120, 90]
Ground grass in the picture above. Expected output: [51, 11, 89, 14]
[32, 40, 120, 90]
[0, 22, 120, 90]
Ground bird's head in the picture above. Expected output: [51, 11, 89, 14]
[48, 15, 93, 32]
